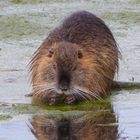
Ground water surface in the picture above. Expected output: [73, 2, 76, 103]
[0, 0, 140, 139]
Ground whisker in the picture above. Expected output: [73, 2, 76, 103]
[73, 89, 89, 102]
[72, 92, 81, 101]
[33, 84, 57, 100]
[78, 90, 88, 100]
[74, 91, 83, 101]
[74, 86, 104, 101]
[87, 89, 104, 101]
[33, 82, 56, 90]
[71, 92, 77, 102]
[78, 89, 95, 100]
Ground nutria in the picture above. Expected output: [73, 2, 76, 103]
[30, 11, 119, 104]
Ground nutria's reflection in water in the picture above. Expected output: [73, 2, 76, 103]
[29, 106, 118, 140]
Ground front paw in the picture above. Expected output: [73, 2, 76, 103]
[65, 95, 77, 104]
[47, 93, 65, 105]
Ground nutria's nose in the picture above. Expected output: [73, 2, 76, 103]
[59, 74, 70, 91]
[59, 79, 69, 91]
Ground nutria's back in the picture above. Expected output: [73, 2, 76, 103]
[30, 11, 119, 104]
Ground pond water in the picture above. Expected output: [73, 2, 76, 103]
[0, 0, 140, 139]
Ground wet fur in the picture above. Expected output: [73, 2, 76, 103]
[30, 11, 119, 102]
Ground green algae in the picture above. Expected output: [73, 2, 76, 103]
[32, 97, 111, 112]
[130, 0, 140, 5]
[101, 12, 140, 25]
[0, 114, 12, 121]
[0, 98, 111, 117]
[11, 0, 73, 4]
[0, 15, 47, 40]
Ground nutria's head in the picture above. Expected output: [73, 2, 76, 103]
[53, 42, 83, 91]
[31, 41, 118, 104]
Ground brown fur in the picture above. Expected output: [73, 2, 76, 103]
[30, 11, 119, 103]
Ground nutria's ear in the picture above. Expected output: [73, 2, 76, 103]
[78, 50, 83, 59]
[48, 48, 54, 57]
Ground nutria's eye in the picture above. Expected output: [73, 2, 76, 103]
[48, 48, 54, 57]
[78, 50, 83, 59]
